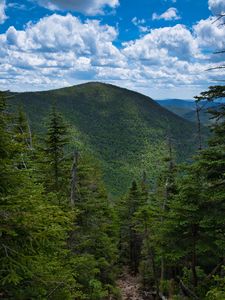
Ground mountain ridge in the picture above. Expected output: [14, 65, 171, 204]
[8, 82, 200, 195]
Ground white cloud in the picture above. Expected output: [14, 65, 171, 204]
[152, 7, 181, 21]
[5, 14, 119, 56]
[194, 17, 225, 52]
[0, 13, 225, 98]
[123, 24, 199, 62]
[0, 14, 126, 91]
[208, 0, 225, 15]
[8, 2, 27, 10]
[131, 17, 150, 33]
[36, 0, 119, 15]
[0, 0, 7, 24]
[131, 17, 146, 26]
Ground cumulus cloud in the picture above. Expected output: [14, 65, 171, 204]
[0, 14, 126, 91]
[194, 17, 225, 52]
[0, 12, 224, 98]
[152, 7, 180, 21]
[131, 17, 146, 26]
[5, 14, 120, 58]
[131, 17, 150, 33]
[0, 0, 7, 24]
[208, 0, 225, 15]
[36, 0, 119, 15]
[123, 24, 199, 62]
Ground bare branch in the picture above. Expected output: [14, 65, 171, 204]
[213, 50, 225, 54]
[206, 65, 225, 71]
[212, 14, 225, 24]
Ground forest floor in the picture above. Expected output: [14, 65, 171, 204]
[117, 268, 159, 300]
[117, 268, 154, 300]
[117, 270, 142, 300]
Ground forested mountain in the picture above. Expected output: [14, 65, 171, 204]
[9, 82, 200, 195]
[1, 85, 225, 300]
[157, 99, 222, 124]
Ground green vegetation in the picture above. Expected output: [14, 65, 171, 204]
[0, 92, 119, 299]
[117, 85, 225, 299]
[0, 84, 224, 299]
[9, 82, 200, 195]
[157, 98, 222, 125]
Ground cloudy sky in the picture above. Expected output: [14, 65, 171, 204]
[0, 0, 225, 99]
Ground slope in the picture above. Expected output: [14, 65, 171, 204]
[9, 82, 199, 195]
[156, 99, 222, 125]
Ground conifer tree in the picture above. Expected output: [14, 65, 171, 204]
[41, 106, 70, 203]
[120, 180, 145, 274]
[195, 86, 225, 287]
[156, 86, 225, 297]
[0, 96, 78, 299]
[69, 153, 119, 299]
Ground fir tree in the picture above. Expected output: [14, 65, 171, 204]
[0, 94, 78, 299]
[69, 153, 119, 299]
[120, 180, 146, 274]
[41, 106, 70, 203]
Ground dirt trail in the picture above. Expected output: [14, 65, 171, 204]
[117, 270, 144, 300]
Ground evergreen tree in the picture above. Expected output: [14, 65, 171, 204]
[69, 153, 119, 299]
[120, 180, 146, 274]
[0, 92, 17, 194]
[41, 106, 70, 203]
[156, 86, 225, 297]
[195, 86, 225, 293]
[0, 94, 78, 299]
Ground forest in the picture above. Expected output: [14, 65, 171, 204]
[0, 83, 225, 300]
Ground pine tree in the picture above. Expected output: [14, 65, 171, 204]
[156, 86, 225, 297]
[195, 86, 225, 290]
[68, 153, 119, 299]
[0, 92, 16, 194]
[0, 95, 78, 299]
[41, 106, 70, 203]
[120, 180, 146, 274]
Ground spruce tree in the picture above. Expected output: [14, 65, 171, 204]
[157, 86, 225, 297]
[120, 180, 146, 274]
[196, 86, 225, 288]
[69, 153, 119, 299]
[41, 106, 70, 203]
[0, 96, 81, 299]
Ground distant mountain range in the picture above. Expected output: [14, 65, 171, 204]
[8, 83, 203, 195]
[156, 99, 221, 124]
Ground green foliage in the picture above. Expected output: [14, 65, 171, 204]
[68, 153, 119, 299]
[40, 106, 71, 202]
[1, 84, 224, 299]
[119, 178, 148, 274]
[116, 86, 225, 298]
[10, 82, 200, 195]
[206, 270, 225, 300]
[0, 93, 78, 299]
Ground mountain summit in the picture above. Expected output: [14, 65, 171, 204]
[10, 82, 198, 194]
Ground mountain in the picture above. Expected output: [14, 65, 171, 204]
[9, 82, 201, 195]
[156, 99, 195, 108]
[156, 99, 195, 117]
[156, 99, 221, 124]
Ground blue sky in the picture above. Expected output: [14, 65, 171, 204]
[0, 0, 225, 99]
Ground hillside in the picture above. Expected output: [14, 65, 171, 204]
[9, 82, 200, 195]
[156, 98, 221, 124]
[156, 99, 195, 119]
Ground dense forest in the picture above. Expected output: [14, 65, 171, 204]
[0, 84, 225, 300]
[8, 83, 200, 196]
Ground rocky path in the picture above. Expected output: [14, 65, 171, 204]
[117, 270, 144, 300]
